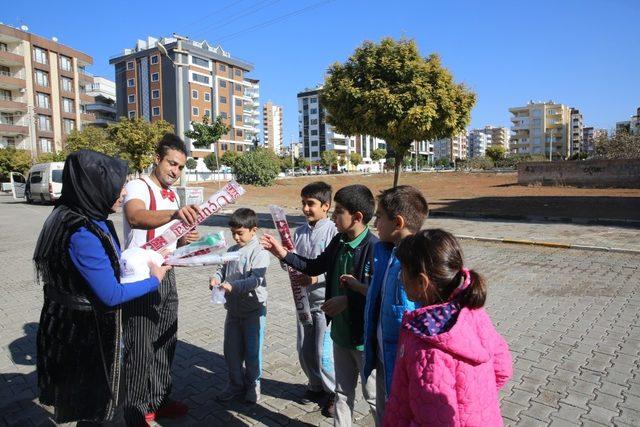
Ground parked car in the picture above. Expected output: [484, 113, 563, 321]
[10, 162, 64, 204]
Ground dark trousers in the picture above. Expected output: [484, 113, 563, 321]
[122, 270, 178, 425]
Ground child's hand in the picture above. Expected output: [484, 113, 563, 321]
[220, 282, 233, 293]
[321, 296, 348, 317]
[149, 262, 172, 283]
[209, 277, 220, 290]
[299, 274, 317, 287]
[339, 274, 358, 290]
[260, 234, 288, 259]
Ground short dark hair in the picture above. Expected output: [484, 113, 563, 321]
[301, 181, 332, 205]
[397, 229, 486, 309]
[377, 185, 429, 233]
[229, 208, 258, 229]
[334, 184, 375, 224]
[156, 133, 187, 159]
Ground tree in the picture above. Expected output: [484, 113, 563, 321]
[233, 147, 280, 186]
[185, 115, 229, 149]
[220, 150, 240, 169]
[203, 153, 218, 172]
[371, 148, 387, 162]
[485, 146, 506, 162]
[0, 148, 32, 180]
[109, 118, 174, 173]
[595, 130, 640, 159]
[321, 150, 339, 170]
[65, 126, 117, 156]
[279, 155, 293, 172]
[186, 158, 197, 182]
[321, 38, 476, 186]
[36, 151, 67, 163]
[349, 152, 363, 168]
[296, 157, 310, 169]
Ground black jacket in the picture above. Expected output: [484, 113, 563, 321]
[283, 229, 378, 347]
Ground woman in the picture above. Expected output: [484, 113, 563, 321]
[34, 150, 171, 424]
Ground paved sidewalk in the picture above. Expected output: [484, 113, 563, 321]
[1, 198, 640, 426]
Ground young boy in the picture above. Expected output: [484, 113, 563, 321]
[359, 185, 429, 422]
[262, 184, 379, 427]
[210, 208, 270, 404]
[293, 182, 338, 417]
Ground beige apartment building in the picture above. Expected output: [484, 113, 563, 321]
[110, 35, 259, 159]
[434, 133, 468, 163]
[509, 101, 575, 158]
[0, 24, 94, 156]
[263, 101, 283, 154]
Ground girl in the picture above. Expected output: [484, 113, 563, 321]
[383, 229, 512, 426]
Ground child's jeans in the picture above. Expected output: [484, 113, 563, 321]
[223, 306, 267, 393]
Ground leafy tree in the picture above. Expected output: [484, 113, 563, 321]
[185, 115, 229, 149]
[186, 157, 197, 181]
[36, 151, 67, 163]
[279, 155, 293, 172]
[296, 157, 310, 169]
[435, 157, 451, 167]
[595, 130, 640, 159]
[485, 146, 506, 162]
[203, 153, 218, 172]
[370, 148, 387, 162]
[220, 150, 240, 169]
[65, 126, 117, 156]
[109, 118, 174, 173]
[0, 148, 32, 180]
[321, 37, 476, 186]
[338, 155, 347, 167]
[349, 152, 363, 167]
[321, 150, 339, 169]
[233, 147, 280, 186]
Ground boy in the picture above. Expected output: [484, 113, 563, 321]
[293, 182, 338, 417]
[210, 208, 270, 404]
[359, 185, 429, 422]
[261, 184, 379, 427]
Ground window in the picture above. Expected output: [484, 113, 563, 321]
[310, 129, 318, 136]
[62, 98, 74, 113]
[311, 140, 319, 146]
[63, 119, 75, 134]
[192, 90, 198, 99]
[310, 119, 318, 125]
[204, 109, 211, 117]
[60, 55, 72, 71]
[38, 115, 52, 131]
[220, 112, 228, 119]
[204, 92, 211, 102]
[30, 171, 43, 183]
[310, 108, 317, 114]
[192, 56, 209, 68]
[192, 107, 199, 116]
[36, 92, 50, 109]
[236, 129, 243, 137]
[310, 98, 317, 104]
[221, 143, 228, 151]
[0, 89, 11, 101]
[0, 112, 15, 125]
[0, 42, 7, 52]
[235, 115, 242, 122]
[234, 69, 242, 77]
[33, 47, 48, 64]
[219, 64, 226, 72]
[152, 89, 160, 99]
[127, 78, 135, 87]
[39, 138, 52, 153]
[52, 170, 62, 183]
[60, 77, 73, 92]
[236, 83, 242, 91]
[151, 55, 159, 65]
[151, 73, 159, 82]
[220, 80, 228, 88]
[128, 110, 136, 119]
[127, 61, 134, 70]
[311, 151, 318, 158]
[220, 96, 227, 104]
[35, 70, 49, 87]
[128, 94, 135, 104]
[235, 99, 242, 107]
[152, 107, 160, 116]
[192, 73, 210, 84]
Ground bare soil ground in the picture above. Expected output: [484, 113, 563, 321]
[199, 172, 640, 221]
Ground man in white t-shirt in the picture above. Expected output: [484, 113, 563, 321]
[121, 134, 200, 426]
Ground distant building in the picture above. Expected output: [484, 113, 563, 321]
[616, 107, 640, 136]
[582, 127, 607, 155]
[85, 76, 116, 127]
[0, 23, 94, 156]
[434, 133, 467, 163]
[110, 35, 259, 159]
[468, 128, 492, 158]
[263, 101, 283, 154]
[487, 126, 510, 151]
[570, 108, 583, 155]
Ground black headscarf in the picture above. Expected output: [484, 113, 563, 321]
[34, 150, 128, 283]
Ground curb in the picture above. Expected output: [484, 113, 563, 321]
[455, 234, 640, 255]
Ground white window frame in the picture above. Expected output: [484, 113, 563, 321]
[127, 78, 135, 87]
[151, 89, 160, 99]
[60, 55, 72, 71]
[204, 109, 211, 117]
[220, 96, 227, 104]
[39, 138, 52, 153]
[152, 106, 160, 116]
[128, 94, 135, 104]
[151, 72, 159, 82]
[62, 98, 74, 113]
[192, 107, 199, 117]
[35, 70, 49, 87]
[33, 47, 48, 65]
[127, 61, 134, 70]
[151, 55, 159, 65]
[192, 90, 198, 99]
[61, 77, 72, 92]
[204, 92, 211, 102]
[128, 110, 136, 119]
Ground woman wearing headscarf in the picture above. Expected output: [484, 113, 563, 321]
[34, 150, 171, 424]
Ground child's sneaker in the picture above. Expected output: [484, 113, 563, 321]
[215, 388, 244, 402]
[321, 393, 336, 418]
[301, 389, 326, 404]
[244, 384, 261, 404]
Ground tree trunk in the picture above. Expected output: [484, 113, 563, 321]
[393, 151, 403, 187]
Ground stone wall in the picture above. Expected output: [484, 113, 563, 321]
[518, 159, 640, 187]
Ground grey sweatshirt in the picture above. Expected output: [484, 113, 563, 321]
[292, 218, 338, 311]
[213, 237, 270, 316]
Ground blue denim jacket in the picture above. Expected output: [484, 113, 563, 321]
[363, 241, 417, 395]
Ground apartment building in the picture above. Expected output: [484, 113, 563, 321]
[616, 107, 640, 136]
[434, 133, 468, 162]
[509, 101, 574, 158]
[85, 76, 116, 127]
[582, 127, 607, 155]
[0, 24, 94, 155]
[468, 128, 492, 158]
[110, 35, 259, 158]
[570, 108, 583, 155]
[486, 126, 509, 151]
[263, 101, 283, 154]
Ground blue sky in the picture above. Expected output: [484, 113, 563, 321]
[4, 0, 639, 145]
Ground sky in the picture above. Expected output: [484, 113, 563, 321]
[4, 0, 639, 146]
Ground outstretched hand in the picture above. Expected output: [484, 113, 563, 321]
[260, 234, 288, 259]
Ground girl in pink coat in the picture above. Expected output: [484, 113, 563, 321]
[383, 229, 512, 427]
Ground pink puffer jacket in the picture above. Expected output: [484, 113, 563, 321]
[383, 305, 512, 427]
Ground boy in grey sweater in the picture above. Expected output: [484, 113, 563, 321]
[294, 182, 338, 416]
[210, 208, 270, 404]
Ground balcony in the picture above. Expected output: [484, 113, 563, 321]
[80, 93, 94, 103]
[0, 50, 24, 67]
[79, 70, 93, 83]
[0, 99, 27, 113]
[0, 71, 26, 90]
[0, 123, 29, 136]
[86, 103, 117, 114]
[81, 113, 96, 122]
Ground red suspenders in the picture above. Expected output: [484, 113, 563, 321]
[140, 178, 157, 243]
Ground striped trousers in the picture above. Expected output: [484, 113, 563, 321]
[122, 269, 178, 425]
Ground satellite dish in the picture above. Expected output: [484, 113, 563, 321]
[52, 37, 58, 42]
[20, 25, 29, 31]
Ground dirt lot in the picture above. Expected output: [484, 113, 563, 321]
[199, 172, 640, 222]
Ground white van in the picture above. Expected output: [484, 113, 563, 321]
[10, 162, 64, 203]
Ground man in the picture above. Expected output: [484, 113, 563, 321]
[121, 134, 200, 426]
